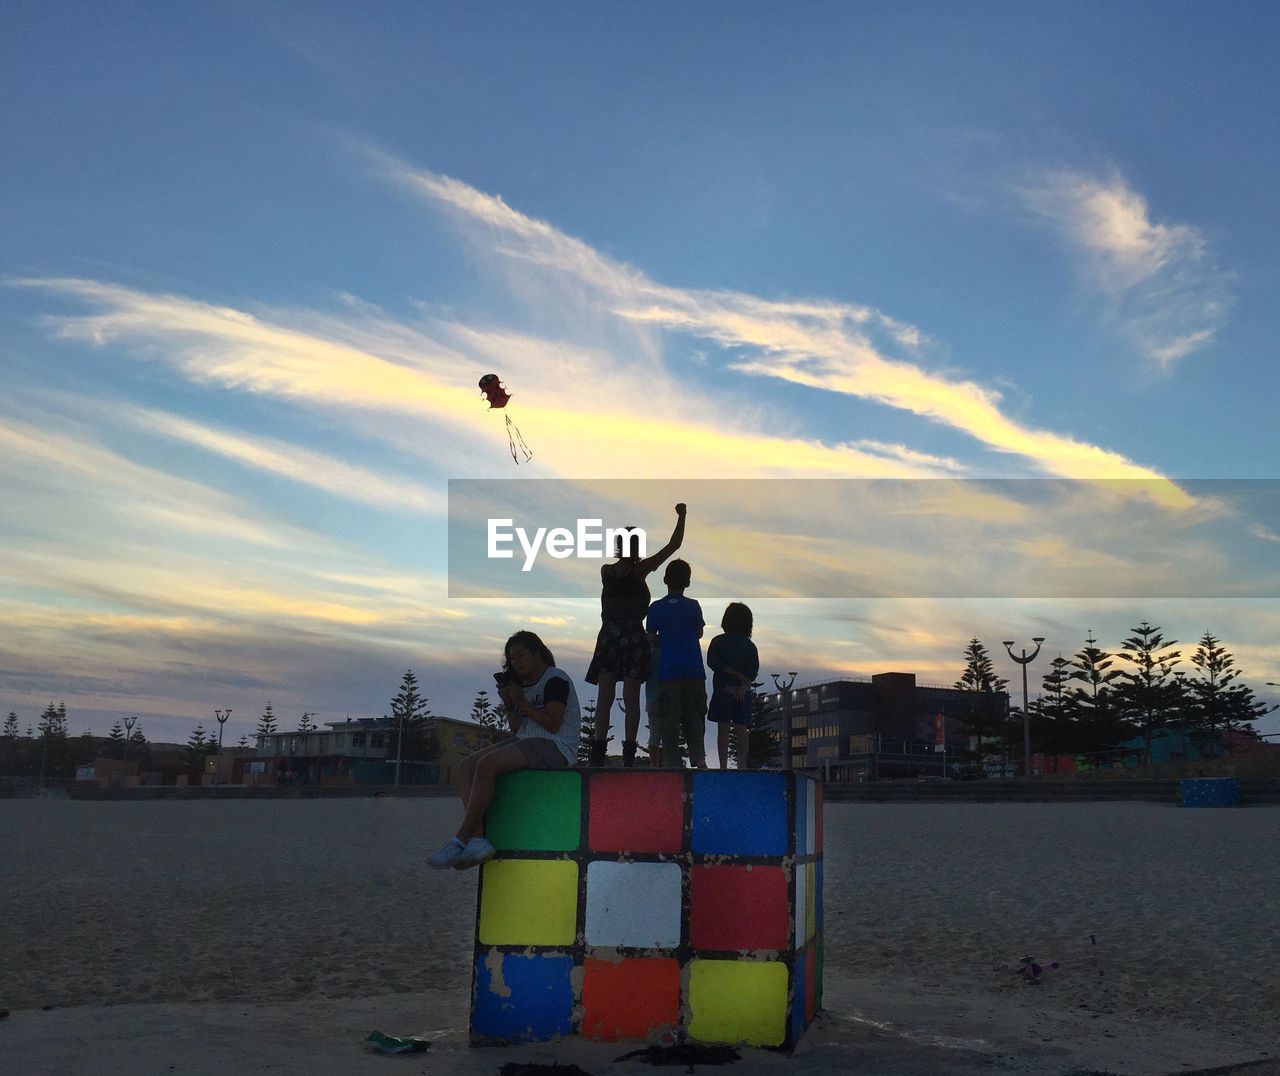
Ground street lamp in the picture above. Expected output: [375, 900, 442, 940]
[1002, 638, 1045, 778]
[771, 672, 798, 770]
[122, 714, 138, 768]
[214, 709, 232, 786]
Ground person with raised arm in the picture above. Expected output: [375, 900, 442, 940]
[585, 503, 686, 767]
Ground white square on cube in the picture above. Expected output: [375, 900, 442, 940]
[585, 861, 682, 948]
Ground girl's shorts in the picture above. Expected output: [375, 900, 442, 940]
[707, 687, 754, 726]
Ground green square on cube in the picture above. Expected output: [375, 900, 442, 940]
[486, 769, 582, 850]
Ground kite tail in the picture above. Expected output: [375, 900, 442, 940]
[505, 414, 533, 464]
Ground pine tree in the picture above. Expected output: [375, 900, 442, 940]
[77, 728, 97, 764]
[186, 723, 209, 768]
[38, 701, 70, 783]
[1113, 621, 1181, 764]
[3, 711, 21, 775]
[389, 670, 434, 783]
[577, 702, 610, 765]
[128, 725, 150, 767]
[1038, 654, 1080, 755]
[1187, 632, 1276, 743]
[106, 721, 126, 759]
[470, 690, 505, 733]
[257, 702, 278, 739]
[954, 639, 1009, 760]
[1069, 632, 1129, 758]
[298, 711, 316, 734]
[237, 734, 249, 749]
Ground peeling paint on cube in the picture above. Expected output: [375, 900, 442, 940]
[473, 952, 574, 1041]
[469, 768, 823, 1050]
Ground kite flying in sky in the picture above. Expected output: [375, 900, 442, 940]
[478, 373, 532, 464]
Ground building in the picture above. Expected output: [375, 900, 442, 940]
[252, 717, 507, 786]
[760, 673, 1010, 780]
[75, 757, 141, 788]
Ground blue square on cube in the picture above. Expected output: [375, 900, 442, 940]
[691, 772, 788, 856]
[790, 947, 807, 1041]
[473, 952, 574, 1041]
[794, 777, 808, 858]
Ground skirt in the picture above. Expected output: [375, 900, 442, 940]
[585, 619, 651, 685]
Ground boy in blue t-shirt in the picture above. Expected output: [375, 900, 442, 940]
[645, 559, 707, 768]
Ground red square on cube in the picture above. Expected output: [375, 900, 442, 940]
[581, 957, 681, 1041]
[805, 945, 816, 1020]
[690, 865, 789, 951]
[588, 772, 684, 853]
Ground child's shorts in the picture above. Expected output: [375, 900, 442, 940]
[707, 687, 753, 726]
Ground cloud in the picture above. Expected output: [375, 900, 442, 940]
[1014, 171, 1231, 367]
[123, 406, 447, 515]
[845, 441, 968, 474]
[15, 278, 960, 481]
[377, 155, 1187, 486]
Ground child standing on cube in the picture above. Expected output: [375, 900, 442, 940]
[645, 559, 707, 768]
[706, 602, 759, 769]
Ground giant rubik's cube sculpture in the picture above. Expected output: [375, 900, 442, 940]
[470, 769, 823, 1049]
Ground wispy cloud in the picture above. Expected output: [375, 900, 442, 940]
[379, 154, 1183, 485]
[123, 406, 447, 515]
[15, 278, 957, 481]
[1014, 170, 1231, 367]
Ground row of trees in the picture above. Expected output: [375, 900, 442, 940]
[955, 623, 1276, 762]
[0, 704, 153, 781]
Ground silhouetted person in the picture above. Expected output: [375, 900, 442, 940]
[586, 504, 686, 766]
[428, 631, 580, 869]
[707, 602, 759, 769]
[646, 559, 707, 768]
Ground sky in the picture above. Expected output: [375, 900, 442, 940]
[2, 1, 1278, 748]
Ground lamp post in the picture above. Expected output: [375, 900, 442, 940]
[771, 672, 798, 770]
[1002, 638, 1045, 778]
[122, 713, 138, 768]
[214, 709, 231, 786]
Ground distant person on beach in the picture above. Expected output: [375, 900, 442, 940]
[646, 559, 707, 768]
[586, 503, 687, 767]
[428, 630, 580, 870]
[706, 602, 759, 769]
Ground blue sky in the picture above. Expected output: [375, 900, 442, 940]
[2, 2, 1278, 746]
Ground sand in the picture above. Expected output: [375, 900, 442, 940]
[1, 797, 1277, 1075]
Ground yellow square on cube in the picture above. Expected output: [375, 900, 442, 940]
[688, 959, 788, 1047]
[479, 859, 579, 946]
[805, 862, 816, 941]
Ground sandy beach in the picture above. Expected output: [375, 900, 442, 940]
[2, 797, 1277, 1075]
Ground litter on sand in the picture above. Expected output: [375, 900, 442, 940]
[364, 1030, 431, 1054]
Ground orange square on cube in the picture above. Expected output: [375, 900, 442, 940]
[581, 957, 681, 1041]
